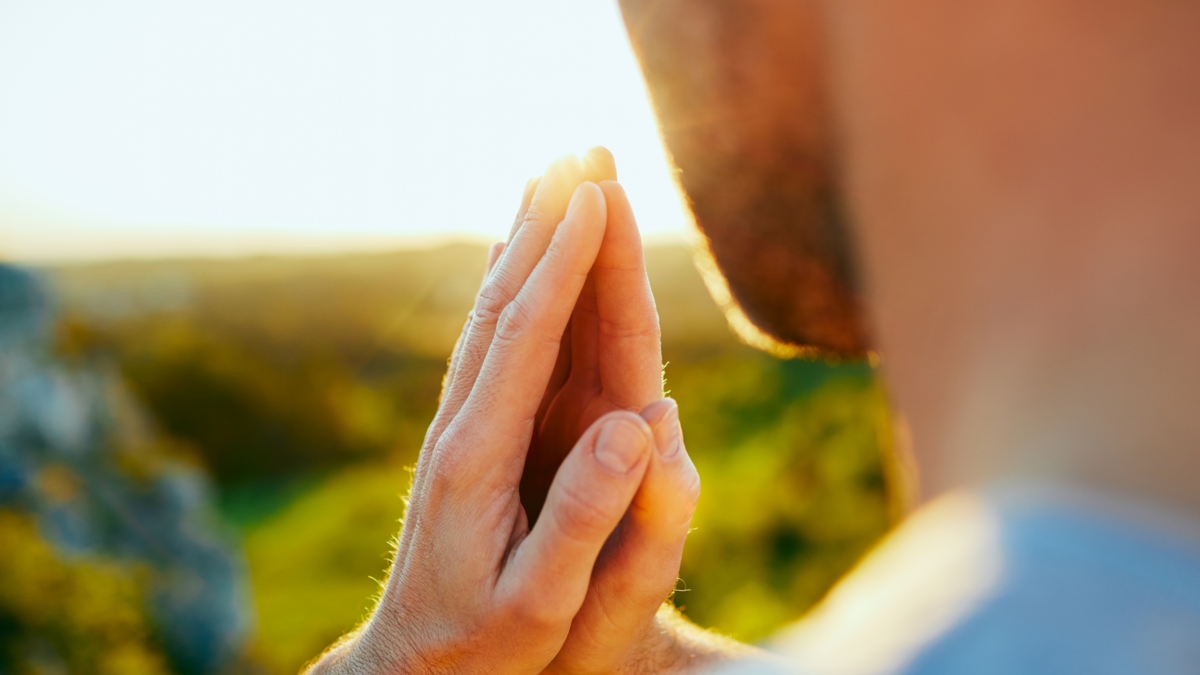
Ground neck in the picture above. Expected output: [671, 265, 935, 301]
[921, 261, 1200, 517]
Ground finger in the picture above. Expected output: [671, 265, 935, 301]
[555, 398, 700, 669]
[401, 166, 581, 573]
[404, 239, 509, 565]
[507, 176, 542, 242]
[595, 181, 663, 410]
[412, 165, 575, 546]
[436, 177, 534, 419]
[449, 157, 581, 402]
[442, 182, 608, 494]
[519, 318, 575, 525]
[442, 241, 507, 400]
[485, 240, 506, 278]
[522, 298, 595, 527]
[500, 411, 654, 624]
[535, 318, 573, 426]
[554, 147, 619, 396]
[568, 272, 601, 387]
[629, 398, 700, 549]
[428, 157, 584, 448]
[582, 145, 617, 183]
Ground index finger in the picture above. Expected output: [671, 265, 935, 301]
[439, 183, 609, 495]
[436, 157, 582, 436]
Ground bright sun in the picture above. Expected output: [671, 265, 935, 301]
[0, 0, 690, 262]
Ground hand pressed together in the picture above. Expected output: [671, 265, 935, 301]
[306, 150, 749, 675]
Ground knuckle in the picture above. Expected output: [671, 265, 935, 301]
[542, 235, 591, 287]
[493, 299, 536, 346]
[598, 316, 661, 342]
[503, 590, 572, 631]
[520, 182, 570, 230]
[428, 437, 466, 488]
[552, 481, 616, 543]
[521, 202, 546, 227]
[472, 283, 509, 326]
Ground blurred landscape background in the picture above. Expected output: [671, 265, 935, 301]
[1, 242, 892, 674]
[0, 1, 894, 672]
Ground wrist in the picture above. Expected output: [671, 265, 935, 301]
[620, 605, 762, 675]
[304, 616, 417, 675]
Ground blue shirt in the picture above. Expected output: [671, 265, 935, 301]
[732, 484, 1200, 674]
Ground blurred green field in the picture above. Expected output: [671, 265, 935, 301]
[41, 243, 893, 674]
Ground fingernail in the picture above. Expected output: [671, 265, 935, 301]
[565, 182, 591, 218]
[595, 418, 649, 473]
[648, 399, 683, 459]
[657, 398, 686, 456]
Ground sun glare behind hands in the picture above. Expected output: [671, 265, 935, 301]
[0, 0, 688, 261]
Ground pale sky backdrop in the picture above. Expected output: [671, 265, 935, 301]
[0, 0, 691, 262]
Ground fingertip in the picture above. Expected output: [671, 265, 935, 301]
[522, 176, 540, 202]
[546, 153, 584, 184]
[583, 180, 607, 206]
[583, 146, 617, 182]
[565, 181, 607, 220]
[586, 145, 613, 162]
[597, 179, 626, 199]
[596, 182, 638, 238]
[486, 241, 505, 275]
[532, 155, 586, 219]
[508, 176, 543, 242]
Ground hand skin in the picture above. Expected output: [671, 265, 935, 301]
[303, 151, 759, 675]
[526, 149, 759, 675]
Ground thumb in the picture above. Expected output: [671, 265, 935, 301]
[499, 411, 654, 623]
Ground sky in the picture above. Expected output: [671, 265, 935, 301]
[0, 0, 691, 262]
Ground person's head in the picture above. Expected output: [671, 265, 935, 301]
[620, 0, 1200, 511]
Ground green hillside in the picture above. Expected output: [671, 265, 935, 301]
[44, 243, 892, 673]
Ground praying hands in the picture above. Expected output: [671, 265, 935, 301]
[305, 149, 755, 675]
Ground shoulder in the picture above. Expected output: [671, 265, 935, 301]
[763, 485, 1200, 675]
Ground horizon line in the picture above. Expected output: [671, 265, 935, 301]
[3, 228, 693, 267]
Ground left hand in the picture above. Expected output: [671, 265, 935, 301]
[306, 154, 660, 675]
